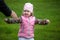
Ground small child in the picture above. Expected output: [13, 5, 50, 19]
[5, 3, 50, 40]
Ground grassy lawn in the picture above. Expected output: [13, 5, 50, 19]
[0, 0, 60, 40]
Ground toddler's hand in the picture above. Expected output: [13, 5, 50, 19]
[44, 19, 50, 25]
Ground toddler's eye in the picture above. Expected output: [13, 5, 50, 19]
[24, 10, 30, 12]
[25, 13, 28, 15]
[27, 10, 29, 12]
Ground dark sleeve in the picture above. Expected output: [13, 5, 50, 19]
[0, 0, 12, 17]
[35, 19, 42, 24]
[5, 18, 20, 24]
[35, 19, 48, 25]
[5, 17, 22, 24]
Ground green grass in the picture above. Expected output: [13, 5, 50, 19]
[0, 0, 60, 40]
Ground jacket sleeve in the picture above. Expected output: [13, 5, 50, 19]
[35, 19, 49, 25]
[5, 17, 22, 24]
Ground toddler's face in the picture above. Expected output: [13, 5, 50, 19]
[23, 10, 31, 17]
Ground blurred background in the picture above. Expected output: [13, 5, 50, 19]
[0, 0, 60, 40]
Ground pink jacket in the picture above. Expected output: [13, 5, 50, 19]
[18, 16, 36, 38]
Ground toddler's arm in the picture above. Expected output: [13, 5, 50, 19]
[4, 18, 22, 24]
[35, 19, 50, 25]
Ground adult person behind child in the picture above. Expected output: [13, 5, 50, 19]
[0, 0, 18, 20]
